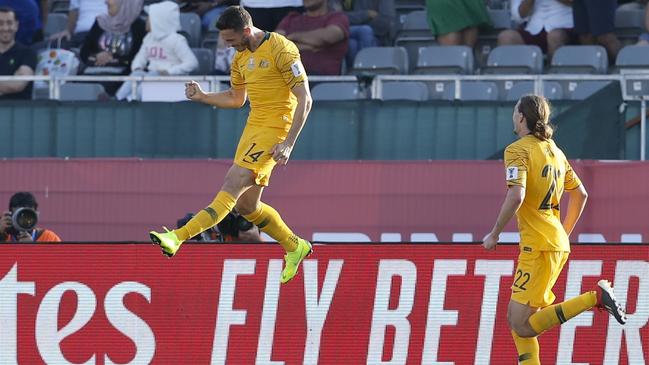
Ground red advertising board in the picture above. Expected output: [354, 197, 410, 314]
[1, 243, 647, 364]
[1, 160, 648, 243]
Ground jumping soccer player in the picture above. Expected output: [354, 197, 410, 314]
[149, 6, 312, 284]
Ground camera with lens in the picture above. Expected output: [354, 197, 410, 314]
[218, 212, 254, 239]
[5, 207, 39, 236]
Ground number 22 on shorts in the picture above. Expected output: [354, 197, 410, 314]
[243, 143, 264, 163]
[513, 269, 530, 292]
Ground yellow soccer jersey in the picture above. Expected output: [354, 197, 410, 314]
[504, 135, 582, 252]
[230, 32, 307, 130]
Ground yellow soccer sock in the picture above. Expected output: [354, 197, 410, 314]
[243, 202, 299, 252]
[174, 191, 237, 241]
[528, 291, 597, 334]
[511, 330, 540, 365]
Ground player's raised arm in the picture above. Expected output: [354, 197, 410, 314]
[185, 80, 247, 109]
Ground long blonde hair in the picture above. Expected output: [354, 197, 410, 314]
[518, 94, 554, 140]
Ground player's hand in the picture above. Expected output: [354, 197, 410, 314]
[185, 80, 206, 101]
[270, 141, 293, 166]
[482, 232, 499, 250]
[0, 211, 11, 235]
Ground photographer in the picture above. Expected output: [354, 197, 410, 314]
[217, 209, 264, 243]
[0, 192, 61, 243]
[176, 209, 263, 243]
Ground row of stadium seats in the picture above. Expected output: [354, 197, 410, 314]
[311, 80, 612, 101]
[352, 45, 649, 75]
[42, 11, 205, 47]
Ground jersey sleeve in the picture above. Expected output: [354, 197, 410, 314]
[273, 38, 307, 89]
[504, 143, 528, 187]
[563, 160, 582, 190]
[230, 52, 245, 89]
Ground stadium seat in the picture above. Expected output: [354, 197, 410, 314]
[381, 81, 429, 101]
[311, 82, 363, 100]
[49, 0, 69, 13]
[415, 45, 474, 74]
[190, 48, 215, 75]
[615, 45, 649, 70]
[426, 81, 455, 100]
[550, 45, 608, 74]
[394, 10, 435, 70]
[59, 83, 105, 101]
[44, 14, 68, 38]
[180, 13, 202, 47]
[614, 6, 646, 44]
[396, 10, 431, 38]
[460, 81, 499, 100]
[567, 81, 612, 100]
[353, 46, 409, 74]
[487, 9, 512, 29]
[483, 45, 543, 74]
[504, 81, 564, 101]
[394, 10, 435, 71]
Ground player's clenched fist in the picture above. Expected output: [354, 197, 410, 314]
[185, 81, 206, 101]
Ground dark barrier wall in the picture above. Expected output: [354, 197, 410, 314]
[0, 97, 633, 160]
[0, 244, 647, 364]
[0, 159, 647, 242]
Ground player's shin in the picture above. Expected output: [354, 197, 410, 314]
[528, 291, 597, 334]
[243, 202, 299, 252]
[175, 191, 237, 241]
[511, 330, 540, 365]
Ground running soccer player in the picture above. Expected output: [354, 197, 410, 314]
[149, 6, 312, 284]
[482, 95, 627, 364]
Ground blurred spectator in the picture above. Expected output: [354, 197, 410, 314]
[425, 0, 491, 47]
[241, 0, 303, 31]
[0, 192, 61, 243]
[213, 33, 235, 74]
[116, 1, 197, 101]
[0, 6, 37, 100]
[498, 0, 575, 58]
[49, 0, 107, 48]
[80, 0, 145, 96]
[332, 0, 395, 67]
[637, 2, 649, 45]
[572, 0, 622, 62]
[181, 0, 239, 29]
[0, 0, 41, 45]
[276, 0, 349, 75]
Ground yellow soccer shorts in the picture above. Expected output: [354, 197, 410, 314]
[234, 124, 288, 186]
[511, 249, 569, 308]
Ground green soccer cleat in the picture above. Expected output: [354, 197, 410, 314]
[280, 238, 313, 284]
[149, 226, 184, 258]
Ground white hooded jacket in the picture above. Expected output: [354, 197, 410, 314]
[131, 1, 198, 74]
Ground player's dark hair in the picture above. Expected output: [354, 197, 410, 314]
[518, 94, 554, 141]
[9, 192, 38, 210]
[0, 6, 16, 18]
[216, 6, 252, 32]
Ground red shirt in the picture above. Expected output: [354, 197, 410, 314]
[277, 11, 349, 75]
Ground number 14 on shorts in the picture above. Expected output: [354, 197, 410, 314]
[243, 143, 264, 163]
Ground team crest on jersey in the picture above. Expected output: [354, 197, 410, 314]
[247, 57, 255, 70]
[259, 59, 270, 68]
[506, 166, 518, 180]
